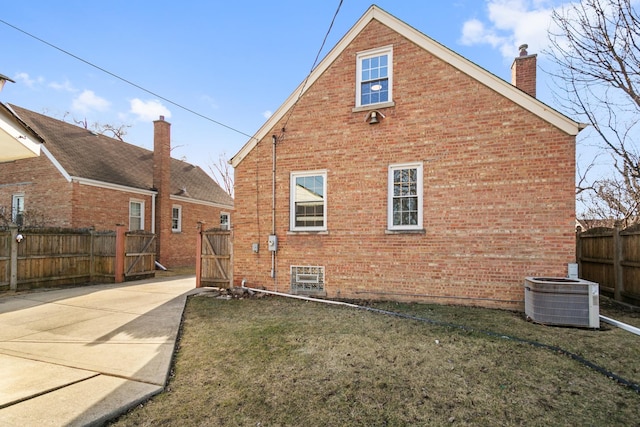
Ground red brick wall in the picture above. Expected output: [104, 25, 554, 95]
[70, 183, 153, 231]
[233, 21, 576, 309]
[0, 154, 73, 226]
[162, 200, 229, 267]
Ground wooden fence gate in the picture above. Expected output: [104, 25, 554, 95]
[196, 225, 232, 288]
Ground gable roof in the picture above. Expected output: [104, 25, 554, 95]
[231, 5, 583, 168]
[0, 103, 44, 162]
[8, 104, 233, 208]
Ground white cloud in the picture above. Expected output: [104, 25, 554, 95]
[49, 80, 76, 92]
[460, 0, 565, 59]
[72, 90, 110, 113]
[13, 72, 44, 88]
[129, 98, 171, 122]
[262, 110, 273, 119]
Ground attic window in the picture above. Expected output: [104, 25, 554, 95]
[356, 46, 393, 108]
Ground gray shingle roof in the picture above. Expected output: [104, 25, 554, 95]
[9, 104, 233, 207]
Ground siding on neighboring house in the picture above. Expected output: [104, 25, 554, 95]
[231, 6, 582, 309]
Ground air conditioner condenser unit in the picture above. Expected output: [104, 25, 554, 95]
[524, 277, 599, 328]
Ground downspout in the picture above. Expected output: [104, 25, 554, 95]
[271, 135, 276, 283]
[151, 192, 156, 235]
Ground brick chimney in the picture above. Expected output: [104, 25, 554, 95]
[153, 115, 171, 267]
[511, 44, 537, 97]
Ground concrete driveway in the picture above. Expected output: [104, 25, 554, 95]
[0, 276, 197, 426]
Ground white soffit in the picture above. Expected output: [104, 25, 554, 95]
[0, 116, 41, 162]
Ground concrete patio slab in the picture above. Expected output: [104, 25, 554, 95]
[0, 276, 198, 426]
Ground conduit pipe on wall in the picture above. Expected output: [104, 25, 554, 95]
[271, 135, 276, 281]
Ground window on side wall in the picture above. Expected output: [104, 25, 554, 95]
[129, 200, 145, 231]
[220, 212, 230, 230]
[11, 194, 24, 226]
[172, 205, 182, 232]
[290, 171, 327, 231]
[356, 46, 393, 108]
[388, 163, 423, 231]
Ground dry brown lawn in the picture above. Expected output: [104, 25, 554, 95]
[111, 294, 640, 426]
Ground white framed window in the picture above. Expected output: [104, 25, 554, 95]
[220, 212, 230, 230]
[290, 170, 327, 231]
[129, 199, 145, 231]
[172, 205, 182, 232]
[12, 194, 24, 226]
[388, 162, 423, 231]
[356, 46, 393, 108]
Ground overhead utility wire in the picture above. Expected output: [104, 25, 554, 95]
[280, 0, 344, 135]
[0, 18, 256, 140]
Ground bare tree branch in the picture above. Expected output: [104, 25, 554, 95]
[547, 0, 640, 222]
[208, 153, 234, 197]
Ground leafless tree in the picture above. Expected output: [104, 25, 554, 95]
[209, 153, 234, 197]
[64, 112, 131, 141]
[0, 206, 51, 227]
[547, 0, 640, 223]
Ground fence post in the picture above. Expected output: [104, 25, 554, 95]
[195, 222, 204, 288]
[613, 223, 624, 301]
[115, 224, 125, 283]
[9, 224, 18, 291]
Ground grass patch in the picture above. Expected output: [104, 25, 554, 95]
[112, 296, 640, 426]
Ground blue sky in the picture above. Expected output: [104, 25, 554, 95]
[1, 1, 589, 181]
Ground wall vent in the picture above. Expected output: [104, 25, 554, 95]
[524, 277, 599, 328]
[291, 265, 325, 295]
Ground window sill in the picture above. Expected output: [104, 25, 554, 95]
[385, 228, 426, 235]
[352, 101, 395, 113]
[287, 230, 330, 235]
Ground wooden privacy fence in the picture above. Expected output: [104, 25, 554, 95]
[196, 224, 232, 288]
[0, 224, 155, 291]
[577, 224, 640, 306]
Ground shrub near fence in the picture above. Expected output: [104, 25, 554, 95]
[0, 225, 155, 291]
[577, 224, 640, 306]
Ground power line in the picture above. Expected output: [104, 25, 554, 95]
[280, 0, 344, 136]
[0, 18, 257, 140]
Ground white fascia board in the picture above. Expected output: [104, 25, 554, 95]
[72, 176, 157, 196]
[230, 6, 582, 168]
[170, 194, 233, 209]
[41, 145, 72, 182]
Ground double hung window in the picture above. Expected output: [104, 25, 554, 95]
[388, 163, 423, 231]
[11, 194, 24, 226]
[172, 205, 182, 232]
[290, 171, 327, 231]
[129, 200, 144, 231]
[356, 46, 393, 107]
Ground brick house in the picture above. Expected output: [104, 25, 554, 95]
[0, 104, 233, 268]
[230, 6, 584, 309]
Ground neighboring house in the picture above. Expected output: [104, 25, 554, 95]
[0, 76, 43, 162]
[230, 6, 584, 309]
[0, 104, 233, 268]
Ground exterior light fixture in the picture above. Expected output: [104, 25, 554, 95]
[365, 110, 385, 125]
